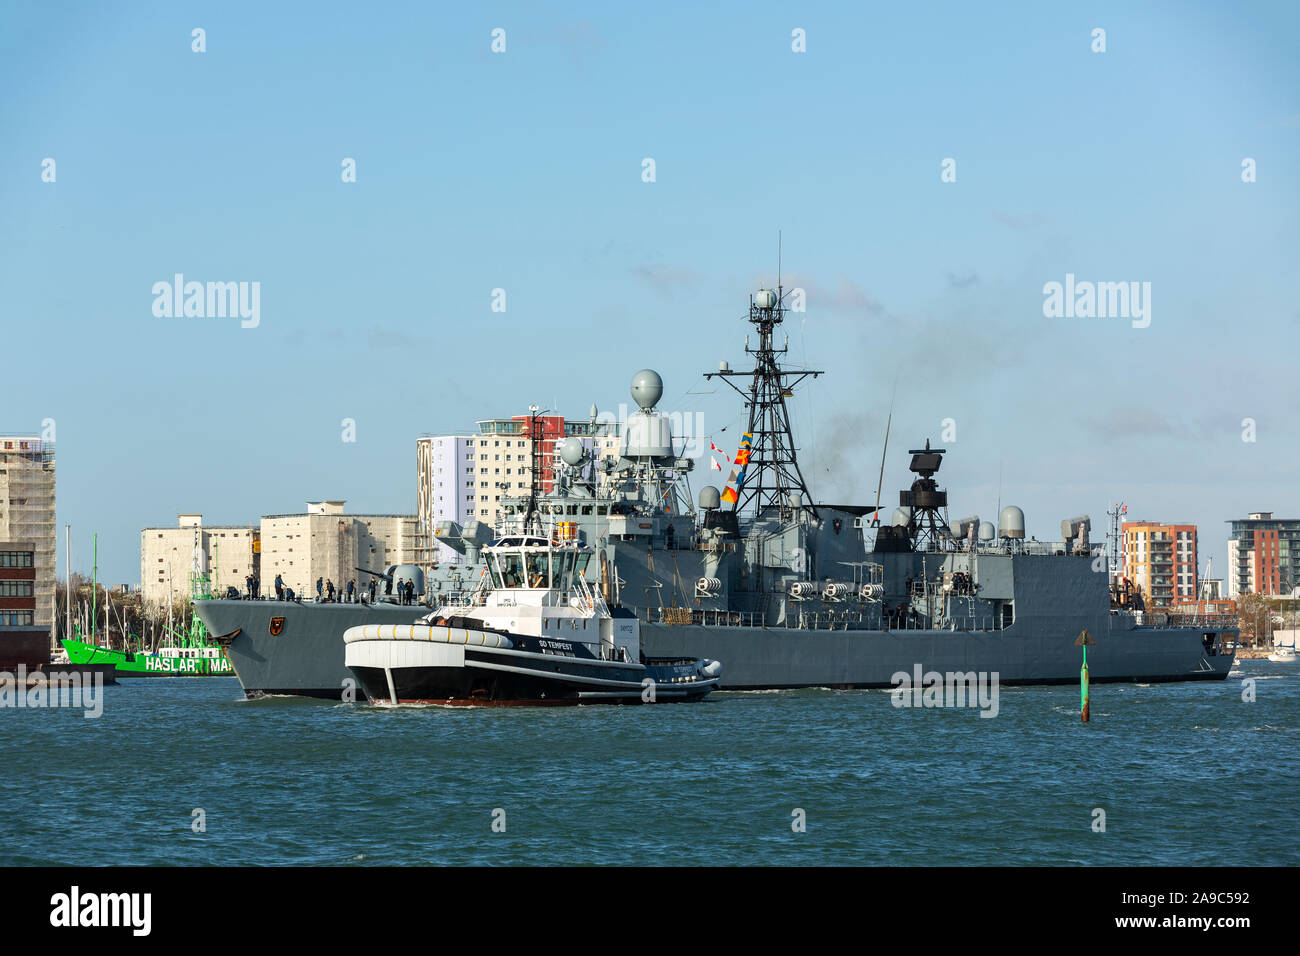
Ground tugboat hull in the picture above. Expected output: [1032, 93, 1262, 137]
[344, 624, 718, 706]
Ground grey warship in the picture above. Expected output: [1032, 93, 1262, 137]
[195, 284, 1237, 698]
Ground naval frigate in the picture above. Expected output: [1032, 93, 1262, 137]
[194, 284, 1237, 698]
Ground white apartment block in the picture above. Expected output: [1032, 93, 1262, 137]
[416, 436, 476, 565]
[259, 500, 415, 599]
[140, 514, 258, 608]
[0, 435, 55, 629]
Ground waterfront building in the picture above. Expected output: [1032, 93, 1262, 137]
[0, 542, 46, 667]
[416, 435, 476, 566]
[140, 515, 259, 607]
[1226, 512, 1300, 598]
[0, 435, 55, 631]
[1121, 521, 1198, 608]
[258, 501, 415, 599]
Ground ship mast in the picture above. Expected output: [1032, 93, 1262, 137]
[706, 284, 822, 520]
[522, 404, 546, 536]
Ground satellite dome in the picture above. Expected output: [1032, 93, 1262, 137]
[698, 486, 721, 511]
[979, 521, 996, 541]
[754, 288, 778, 310]
[630, 369, 663, 410]
[999, 506, 1025, 540]
[559, 437, 585, 466]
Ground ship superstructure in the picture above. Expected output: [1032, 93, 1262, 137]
[195, 283, 1237, 697]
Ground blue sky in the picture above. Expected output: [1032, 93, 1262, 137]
[2, 1, 1297, 585]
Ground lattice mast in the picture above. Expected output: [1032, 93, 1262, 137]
[522, 404, 547, 535]
[706, 285, 822, 519]
[901, 440, 948, 551]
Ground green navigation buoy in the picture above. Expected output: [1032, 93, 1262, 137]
[1074, 629, 1095, 722]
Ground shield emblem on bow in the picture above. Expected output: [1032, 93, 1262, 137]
[269, 616, 285, 636]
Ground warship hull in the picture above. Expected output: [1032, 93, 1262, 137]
[195, 595, 1233, 698]
[639, 622, 1233, 688]
[194, 599, 420, 699]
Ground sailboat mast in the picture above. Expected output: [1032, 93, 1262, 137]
[65, 524, 71, 641]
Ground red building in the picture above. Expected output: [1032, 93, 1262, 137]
[1251, 528, 1281, 595]
[0, 543, 48, 668]
[1121, 521, 1199, 608]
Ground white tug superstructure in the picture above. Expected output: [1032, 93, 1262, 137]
[344, 535, 720, 705]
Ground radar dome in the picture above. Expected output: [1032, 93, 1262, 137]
[698, 486, 721, 511]
[999, 505, 1025, 540]
[754, 288, 778, 309]
[630, 369, 663, 410]
[559, 437, 585, 466]
[979, 521, 996, 542]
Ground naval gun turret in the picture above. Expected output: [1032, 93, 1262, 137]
[354, 563, 425, 600]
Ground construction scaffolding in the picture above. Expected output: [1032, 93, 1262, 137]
[0, 437, 56, 630]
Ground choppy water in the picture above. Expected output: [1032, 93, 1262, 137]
[2, 660, 1296, 865]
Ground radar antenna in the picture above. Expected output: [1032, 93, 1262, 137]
[706, 279, 822, 519]
[900, 439, 948, 551]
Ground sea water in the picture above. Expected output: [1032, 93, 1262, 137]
[1, 660, 1295, 865]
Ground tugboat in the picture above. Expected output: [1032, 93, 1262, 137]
[344, 533, 721, 705]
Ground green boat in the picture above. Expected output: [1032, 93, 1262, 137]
[60, 533, 235, 677]
[61, 635, 235, 677]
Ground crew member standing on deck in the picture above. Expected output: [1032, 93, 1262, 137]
[346, 579, 355, 604]
[326, 579, 335, 602]
[369, 577, 377, 603]
[245, 573, 253, 599]
[316, 577, 324, 601]
[275, 574, 284, 601]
